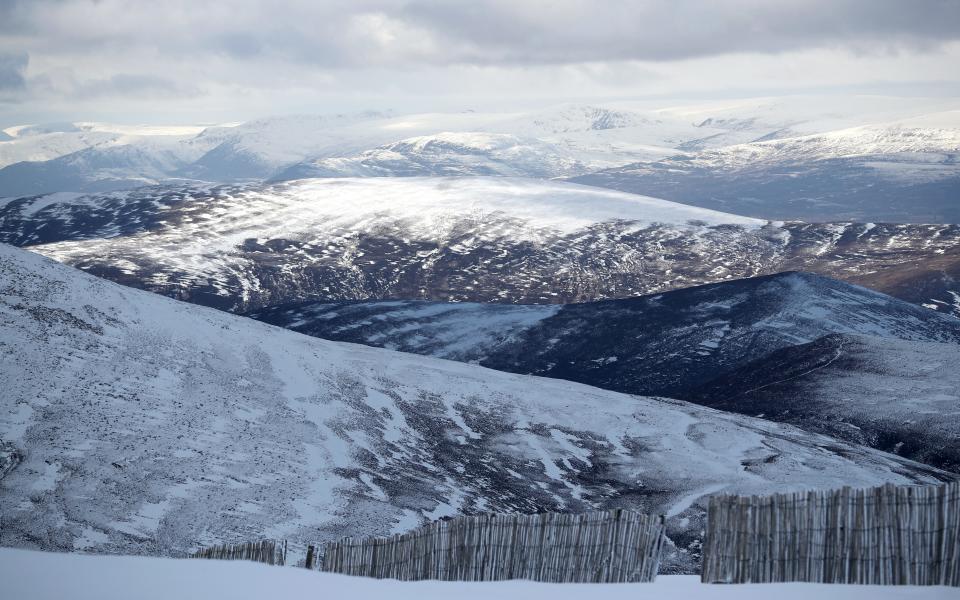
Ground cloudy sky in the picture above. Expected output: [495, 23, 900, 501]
[1, 0, 959, 126]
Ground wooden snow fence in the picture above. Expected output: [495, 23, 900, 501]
[190, 539, 287, 566]
[701, 481, 960, 586]
[321, 509, 667, 582]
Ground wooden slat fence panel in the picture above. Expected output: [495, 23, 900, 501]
[321, 509, 666, 582]
[701, 482, 960, 586]
[190, 539, 287, 566]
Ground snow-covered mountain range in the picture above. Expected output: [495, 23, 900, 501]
[1, 177, 958, 317]
[2, 93, 959, 575]
[0, 105, 705, 196]
[0, 122, 212, 169]
[3, 97, 958, 223]
[270, 132, 591, 180]
[0, 122, 221, 196]
[571, 111, 960, 222]
[1, 243, 952, 571]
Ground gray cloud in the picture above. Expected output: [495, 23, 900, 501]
[0, 0, 957, 122]
[0, 0, 33, 34]
[0, 52, 27, 92]
[396, 0, 960, 64]
[4, 1, 959, 68]
[71, 74, 201, 100]
[214, 32, 265, 60]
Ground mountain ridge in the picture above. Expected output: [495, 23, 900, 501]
[4, 98, 958, 217]
[247, 270, 960, 471]
[2, 178, 958, 317]
[248, 270, 960, 395]
[3, 243, 952, 571]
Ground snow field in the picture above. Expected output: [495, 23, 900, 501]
[0, 549, 954, 600]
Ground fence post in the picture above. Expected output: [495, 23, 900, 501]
[305, 545, 316, 570]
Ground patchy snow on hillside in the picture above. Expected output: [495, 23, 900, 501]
[253, 300, 563, 362]
[21, 176, 764, 239]
[247, 271, 960, 421]
[4, 179, 960, 315]
[0, 244, 950, 570]
[691, 334, 960, 472]
[17, 177, 768, 309]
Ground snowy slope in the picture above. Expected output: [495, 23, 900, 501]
[499, 104, 657, 135]
[271, 132, 593, 180]
[0, 244, 951, 571]
[0, 122, 234, 197]
[0, 122, 217, 170]
[0, 130, 119, 169]
[3, 179, 960, 316]
[248, 272, 960, 389]
[634, 110, 960, 176]
[689, 334, 960, 473]
[0, 178, 960, 315]
[2, 549, 954, 600]
[15, 175, 760, 239]
[647, 95, 960, 149]
[466, 272, 960, 398]
[179, 112, 400, 181]
[3, 179, 959, 317]
[0, 140, 210, 197]
[13, 177, 776, 311]
[249, 300, 563, 363]
[722, 113, 960, 166]
[2, 122, 211, 138]
[247, 272, 960, 473]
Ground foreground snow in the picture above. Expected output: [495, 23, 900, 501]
[0, 549, 952, 600]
